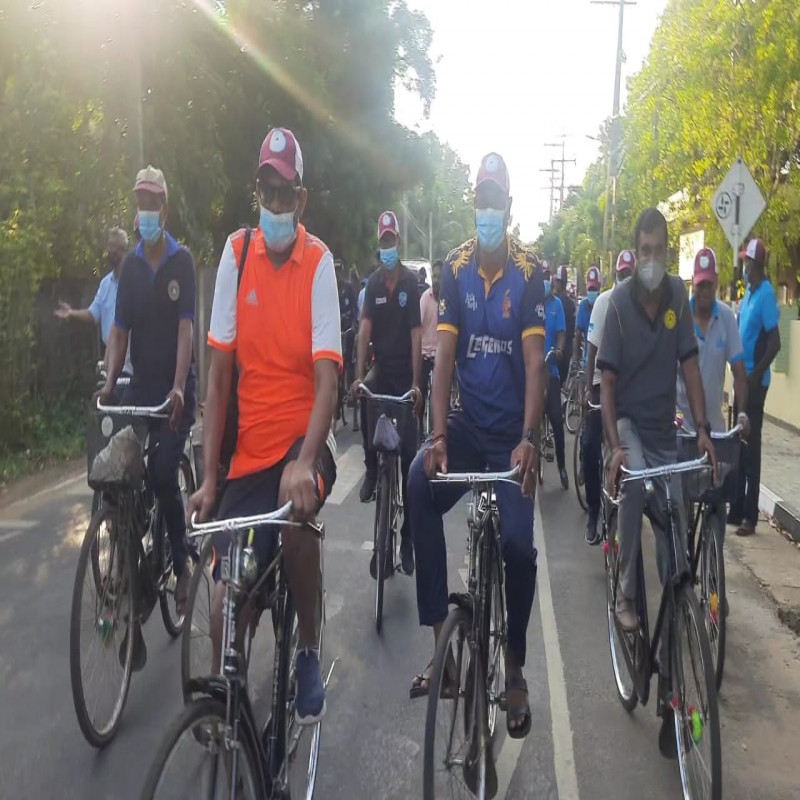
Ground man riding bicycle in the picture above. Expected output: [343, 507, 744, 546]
[555, 265, 576, 386]
[408, 152, 546, 739]
[598, 208, 715, 754]
[336, 259, 358, 389]
[419, 259, 443, 437]
[189, 127, 341, 725]
[574, 265, 601, 366]
[99, 166, 198, 666]
[353, 210, 422, 576]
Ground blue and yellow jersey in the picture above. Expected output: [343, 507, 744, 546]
[438, 237, 546, 434]
[544, 295, 566, 377]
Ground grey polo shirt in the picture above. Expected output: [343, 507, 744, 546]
[597, 273, 698, 447]
[676, 298, 743, 432]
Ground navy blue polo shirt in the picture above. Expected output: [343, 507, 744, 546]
[544, 295, 566, 377]
[115, 232, 196, 404]
[438, 237, 546, 435]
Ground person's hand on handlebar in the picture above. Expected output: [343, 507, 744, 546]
[412, 385, 423, 417]
[188, 479, 217, 525]
[95, 380, 115, 407]
[279, 460, 318, 522]
[737, 411, 751, 440]
[351, 378, 363, 399]
[607, 446, 628, 498]
[697, 427, 718, 482]
[511, 438, 538, 498]
[168, 387, 184, 432]
[424, 436, 447, 478]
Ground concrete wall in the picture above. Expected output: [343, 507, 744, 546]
[765, 319, 800, 429]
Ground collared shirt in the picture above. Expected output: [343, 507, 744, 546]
[544, 295, 566, 377]
[420, 287, 438, 358]
[587, 288, 613, 387]
[116, 232, 196, 404]
[362, 264, 421, 385]
[208, 224, 342, 478]
[738, 278, 780, 388]
[557, 290, 576, 361]
[438, 237, 546, 435]
[575, 295, 596, 365]
[676, 298, 743, 432]
[597, 274, 697, 445]
[89, 270, 120, 344]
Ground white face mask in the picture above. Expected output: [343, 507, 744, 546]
[638, 259, 666, 291]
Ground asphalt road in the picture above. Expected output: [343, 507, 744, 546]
[1, 426, 798, 799]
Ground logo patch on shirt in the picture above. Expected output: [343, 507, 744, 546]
[168, 279, 180, 302]
[399, 290, 407, 308]
[439, 297, 447, 315]
[375, 296, 388, 305]
[245, 288, 258, 306]
[465, 292, 477, 311]
[664, 309, 676, 330]
[502, 289, 511, 319]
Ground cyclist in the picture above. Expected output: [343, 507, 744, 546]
[419, 259, 443, 438]
[336, 259, 358, 389]
[408, 152, 546, 739]
[542, 264, 569, 489]
[583, 249, 635, 544]
[597, 208, 715, 754]
[574, 265, 601, 365]
[189, 127, 341, 724]
[353, 210, 422, 577]
[55, 227, 133, 376]
[729, 238, 781, 537]
[555, 265, 576, 386]
[99, 165, 198, 666]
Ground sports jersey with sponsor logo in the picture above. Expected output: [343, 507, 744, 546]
[437, 237, 546, 435]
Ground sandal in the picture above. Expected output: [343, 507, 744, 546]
[505, 675, 531, 739]
[409, 650, 457, 700]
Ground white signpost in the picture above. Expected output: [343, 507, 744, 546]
[711, 156, 766, 278]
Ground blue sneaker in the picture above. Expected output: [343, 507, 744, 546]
[295, 649, 326, 725]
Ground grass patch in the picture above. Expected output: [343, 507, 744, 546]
[0, 402, 85, 487]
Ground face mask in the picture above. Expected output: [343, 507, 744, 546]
[587, 290, 599, 303]
[138, 210, 163, 245]
[638, 259, 666, 291]
[543, 280, 551, 295]
[379, 247, 399, 269]
[260, 205, 297, 252]
[475, 208, 506, 252]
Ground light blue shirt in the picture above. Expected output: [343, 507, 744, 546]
[88, 270, 119, 344]
[544, 295, 566, 377]
[738, 279, 780, 388]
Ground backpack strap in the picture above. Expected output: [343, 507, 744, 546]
[236, 228, 252, 292]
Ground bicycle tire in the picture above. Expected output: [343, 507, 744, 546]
[671, 583, 722, 800]
[573, 416, 588, 511]
[604, 541, 638, 712]
[702, 513, 726, 690]
[181, 537, 215, 704]
[423, 607, 488, 800]
[70, 504, 134, 748]
[564, 380, 579, 434]
[141, 696, 265, 800]
[484, 534, 505, 740]
[374, 468, 390, 634]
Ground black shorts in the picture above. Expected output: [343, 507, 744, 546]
[212, 437, 336, 580]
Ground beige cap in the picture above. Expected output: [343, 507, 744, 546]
[133, 165, 168, 202]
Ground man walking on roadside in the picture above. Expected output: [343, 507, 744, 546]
[729, 238, 781, 537]
[555, 265, 576, 385]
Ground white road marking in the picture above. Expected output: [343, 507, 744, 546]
[0, 530, 24, 545]
[2, 471, 85, 512]
[361, 540, 373, 551]
[327, 445, 365, 505]
[0, 520, 37, 531]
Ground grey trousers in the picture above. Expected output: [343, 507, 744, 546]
[617, 418, 688, 602]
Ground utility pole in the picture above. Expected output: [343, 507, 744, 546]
[428, 210, 433, 265]
[592, 0, 635, 264]
[402, 191, 409, 255]
[545, 138, 576, 216]
[539, 163, 559, 223]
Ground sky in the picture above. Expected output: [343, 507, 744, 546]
[394, 0, 671, 240]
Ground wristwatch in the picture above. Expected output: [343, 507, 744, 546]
[523, 427, 540, 449]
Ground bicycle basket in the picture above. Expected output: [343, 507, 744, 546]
[366, 399, 415, 453]
[87, 410, 147, 489]
[677, 434, 740, 503]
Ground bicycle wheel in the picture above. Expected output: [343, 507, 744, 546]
[573, 416, 588, 511]
[181, 537, 215, 704]
[671, 584, 722, 800]
[485, 545, 505, 739]
[604, 540, 637, 712]
[374, 467, 390, 634]
[565, 380, 581, 434]
[70, 504, 134, 747]
[699, 513, 726, 690]
[142, 696, 264, 800]
[424, 608, 488, 800]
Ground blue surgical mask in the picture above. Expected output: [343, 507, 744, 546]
[475, 208, 506, 252]
[259, 205, 297, 252]
[379, 247, 398, 269]
[138, 210, 163, 245]
[543, 280, 551, 295]
[587, 290, 599, 303]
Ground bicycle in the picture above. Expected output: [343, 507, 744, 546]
[333, 327, 357, 436]
[679, 424, 742, 691]
[359, 384, 416, 633]
[422, 466, 520, 800]
[144, 503, 332, 800]
[604, 453, 722, 800]
[573, 401, 601, 512]
[70, 396, 195, 748]
[562, 362, 585, 435]
[537, 349, 560, 486]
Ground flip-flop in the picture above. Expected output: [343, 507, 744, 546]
[505, 675, 531, 739]
[409, 652, 457, 700]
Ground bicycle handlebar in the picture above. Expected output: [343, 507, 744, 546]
[432, 465, 521, 486]
[545, 348, 560, 364]
[678, 423, 743, 440]
[620, 453, 709, 484]
[96, 397, 170, 417]
[357, 385, 417, 404]
[189, 502, 323, 535]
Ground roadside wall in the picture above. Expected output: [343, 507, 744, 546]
[765, 318, 800, 429]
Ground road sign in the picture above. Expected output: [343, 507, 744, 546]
[711, 157, 766, 253]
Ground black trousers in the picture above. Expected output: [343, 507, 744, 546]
[731, 381, 767, 527]
[582, 384, 603, 517]
[545, 372, 566, 471]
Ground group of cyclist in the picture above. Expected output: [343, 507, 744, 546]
[71, 119, 783, 795]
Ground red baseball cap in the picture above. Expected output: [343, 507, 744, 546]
[586, 265, 601, 289]
[742, 238, 766, 266]
[616, 250, 635, 273]
[476, 152, 510, 194]
[258, 127, 304, 183]
[378, 210, 400, 239]
[693, 248, 718, 285]
[557, 265, 569, 283]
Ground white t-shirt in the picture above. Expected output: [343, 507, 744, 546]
[586, 289, 613, 386]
